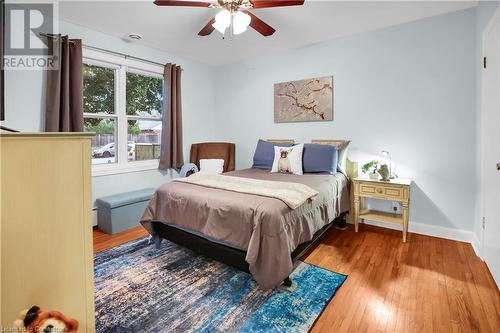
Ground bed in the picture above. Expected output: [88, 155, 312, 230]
[141, 140, 350, 290]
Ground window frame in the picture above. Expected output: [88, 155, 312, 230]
[83, 48, 164, 177]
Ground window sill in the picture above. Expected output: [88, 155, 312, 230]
[92, 160, 160, 177]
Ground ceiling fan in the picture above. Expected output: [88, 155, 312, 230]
[154, 0, 305, 38]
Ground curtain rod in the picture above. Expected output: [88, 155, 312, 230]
[39, 32, 167, 68]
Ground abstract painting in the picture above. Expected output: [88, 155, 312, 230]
[274, 76, 333, 123]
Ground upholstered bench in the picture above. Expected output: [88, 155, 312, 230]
[96, 188, 155, 234]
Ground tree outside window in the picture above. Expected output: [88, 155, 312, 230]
[83, 63, 163, 165]
[126, 72, 163, 162]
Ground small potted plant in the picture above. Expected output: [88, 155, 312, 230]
[362, 160, 380, 179]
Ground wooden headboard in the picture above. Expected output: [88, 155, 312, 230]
[267, 139, 294, 144]
[311, 139, 350, 148]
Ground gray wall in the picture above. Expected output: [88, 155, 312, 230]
[3, 19, 217, 206]
[214, 8, 478, 232]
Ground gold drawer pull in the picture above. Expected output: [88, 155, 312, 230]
[377, 188, 383, 194]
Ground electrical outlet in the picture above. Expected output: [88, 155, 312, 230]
[391, 201, 401, 213]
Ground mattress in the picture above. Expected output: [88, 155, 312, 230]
[141, 168, 349, 289]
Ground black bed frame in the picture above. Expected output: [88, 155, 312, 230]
[152, 211, 348, 287]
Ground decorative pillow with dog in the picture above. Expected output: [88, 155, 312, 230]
[252, 139, 293, 170]
[271, 144, 304, 175]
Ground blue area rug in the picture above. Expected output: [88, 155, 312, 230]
[94, 237, 346, 333]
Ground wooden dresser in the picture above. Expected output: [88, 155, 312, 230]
[0, 133, 95, 331]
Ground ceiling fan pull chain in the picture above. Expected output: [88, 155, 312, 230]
[229, 14, 235, 40]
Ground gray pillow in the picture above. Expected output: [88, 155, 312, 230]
[302, 143, 339, 174]
[252, 139, 293, 169]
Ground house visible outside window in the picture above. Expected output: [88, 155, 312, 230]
[126, 71, 163, 163]
[83, 49, 164, 176]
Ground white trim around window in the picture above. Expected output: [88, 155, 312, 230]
[83, 47, 164, 177]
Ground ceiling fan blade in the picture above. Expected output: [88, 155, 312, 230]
[198, 17, 216, 36]
[243, 11, 275, 36]
[154, 0, 212, 7]
[250, 0, 304, 9]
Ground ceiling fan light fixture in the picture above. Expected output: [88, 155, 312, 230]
[212, 20, 228, 34]
[155, 0, 304, 38]
[212, 9, 231, 33]
[232, 11, 251, 35]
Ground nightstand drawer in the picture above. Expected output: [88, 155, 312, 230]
[359, 183, 403, 200]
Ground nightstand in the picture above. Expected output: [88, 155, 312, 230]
[351, 177, 411, 242]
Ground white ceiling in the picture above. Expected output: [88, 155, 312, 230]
[59, 0, 478, 66]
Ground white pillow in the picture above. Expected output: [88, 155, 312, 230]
[336, 141, 350, 174]
[271, 144, 304, 175]
[199, 159, 225, 174]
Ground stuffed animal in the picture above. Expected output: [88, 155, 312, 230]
[13, 306, 79, 333]
[278, 148, 292, 173]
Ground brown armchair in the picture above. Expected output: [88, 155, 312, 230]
[190, 142, 235, 173]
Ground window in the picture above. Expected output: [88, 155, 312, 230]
[83, 64, 117, 165]
[83, 49, 164, 175]
[126, 72, 163, 162]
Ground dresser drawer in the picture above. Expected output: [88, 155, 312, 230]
[358, 183, 403, 200]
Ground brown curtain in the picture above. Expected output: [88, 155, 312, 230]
[0, 1, 4, 121]
[159, 63, 184, 169]
[45, 35, 84, 132]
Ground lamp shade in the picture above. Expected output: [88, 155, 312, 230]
[232, 11, 251, 35]
[213, 10, 231, 33]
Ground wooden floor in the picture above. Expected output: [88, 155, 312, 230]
[93, 224, 500, 333]
[93, 226, 148, 253]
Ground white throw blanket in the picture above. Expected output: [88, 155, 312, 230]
[173, 173, 319, 209]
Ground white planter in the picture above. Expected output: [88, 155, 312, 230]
[369, 173, 379, 180]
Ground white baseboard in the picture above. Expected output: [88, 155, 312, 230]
[355, 219, 478, 247]
[471, 234, 482, 259]
[408, 221, 474, 243]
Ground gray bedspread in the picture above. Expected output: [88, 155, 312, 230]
[141, 168, 350, 289]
